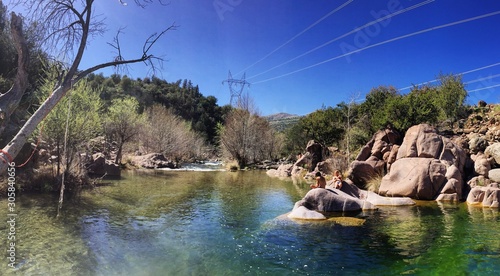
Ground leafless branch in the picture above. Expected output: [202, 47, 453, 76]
[116, 0, 170, 8]
[107, 27, 126, 63]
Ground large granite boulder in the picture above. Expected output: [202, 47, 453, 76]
[292, 188, 376, 213]
[379, 158, 447, 199]
[306, 140, 325, 172]
[379, 124, 467, 201]
[396, 124, 466, 171]
[289, 180, 415, 220]
[348, 160, 379, 187]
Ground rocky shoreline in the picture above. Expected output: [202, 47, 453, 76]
[268, 104, 500, 218]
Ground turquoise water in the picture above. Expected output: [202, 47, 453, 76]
[1, 170, 499, 275]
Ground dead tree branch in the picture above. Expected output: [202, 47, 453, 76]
[0, 1, 175, 173]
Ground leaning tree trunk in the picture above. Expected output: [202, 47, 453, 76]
[0, 2, 175, 174]
[0, 13, 30, 138]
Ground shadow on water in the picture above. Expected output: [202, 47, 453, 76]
[1, 170, 499, 275]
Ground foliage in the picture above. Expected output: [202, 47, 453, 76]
[103, 97, 143, 164]
[218, 108, 283, 168]
[434, 74, 468, 122]
[86, 73, 230, 144]
[359, 86, 399, 133]
[41, 78, 103, 174]
[141, 104, 206, 161]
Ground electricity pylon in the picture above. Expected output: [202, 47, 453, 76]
[222, 71, 250, 107]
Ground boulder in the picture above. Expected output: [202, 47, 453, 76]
[348, 127, 401, 187]
[306, 140, 324, 172]
[134, 153, 176, 169]
[466, 185, 500, 208]
[485, 143, 500, 165]
[468, 135, 488, 154]
[356, 144, 372, 161]
[488, 168, 500, 183]
[290, 180, 414, 219]
[348, 160, 378, 187]
[467, 175, 492, 188]
[266, 164, 292, 178]
[436, 193, 460, 202]
[439, 137, 467, 172]
[396, 124, 424, 159]
[86, 153, 121, 177]
[473, 153, 492, 177]
[315, 157, 345, 176]
[396, 124, 465, 163]
[379, 158, 447, 200]
[293, 188, 376, 213]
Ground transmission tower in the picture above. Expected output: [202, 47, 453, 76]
[222, 71, 250, 107]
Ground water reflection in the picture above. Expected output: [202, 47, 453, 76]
[0, 171, 499, 275]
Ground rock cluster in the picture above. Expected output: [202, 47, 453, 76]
[86, 153, 121, 178]
[378, 124, 466, 201]
[349, 127, 401, 186]
[129, 153, 177, 169]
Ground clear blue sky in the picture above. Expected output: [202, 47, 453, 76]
[29, 0, 500, 115]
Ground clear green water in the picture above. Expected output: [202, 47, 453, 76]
[1, 170, 499, 275]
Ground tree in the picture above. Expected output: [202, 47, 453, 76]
[0, 0, 175, 173]
[142, 104, 206, 161]
[434, 74, 467, 122]
[42, 78, 103, 178]
[360, 85, 399, 133]
[218, 107, 281, 168]
[298, 106, 344, 147]
[104, 97, 143, 164]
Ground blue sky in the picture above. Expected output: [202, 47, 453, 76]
[26, 0, 500, 115]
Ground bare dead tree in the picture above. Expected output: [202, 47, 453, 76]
[0, 0, 176, 173]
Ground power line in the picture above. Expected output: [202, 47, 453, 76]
[252, 10, 500, 85]
[248, 0, 435, 80]
[465, 73, 500, 85]
[468, 83, 500, 93]
[399, 62, 500, 90]
[234, 0, 355, 76]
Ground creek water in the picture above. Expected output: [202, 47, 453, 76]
[1, 170, 499, 275]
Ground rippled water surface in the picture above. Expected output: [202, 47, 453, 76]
[1, 170, 499, 275]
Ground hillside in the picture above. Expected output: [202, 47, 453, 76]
[265, 113, 301, 132]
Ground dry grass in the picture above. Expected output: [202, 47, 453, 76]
[365, 173, 385, 193]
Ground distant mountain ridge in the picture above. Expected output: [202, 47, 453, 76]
[265, 112, 299, 121]
[265, 113, 301, 132]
